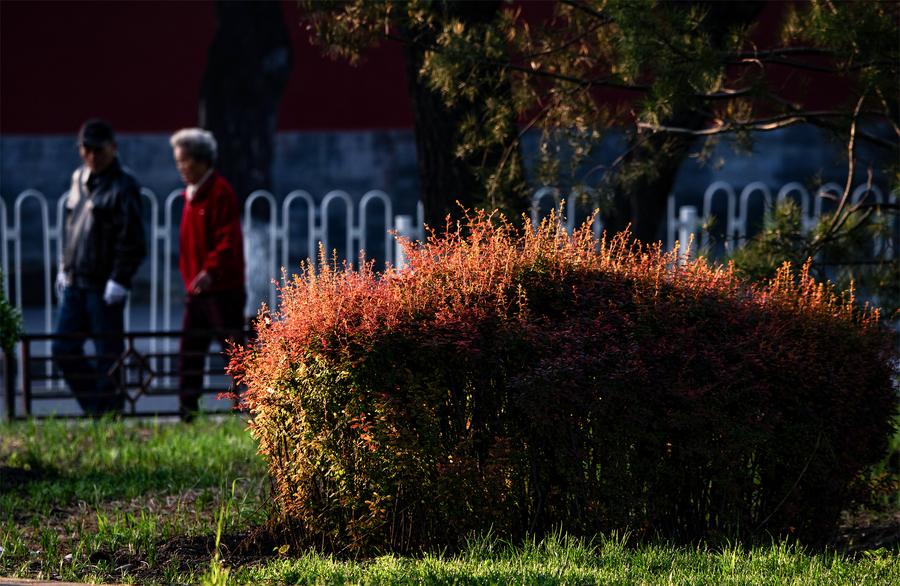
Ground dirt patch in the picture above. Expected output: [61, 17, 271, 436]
[57, 528, 282, 584]
[830, 508, 900, 553]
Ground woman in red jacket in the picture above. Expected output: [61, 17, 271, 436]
[170, 128, 246, 421]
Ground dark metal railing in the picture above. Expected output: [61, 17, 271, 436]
[2, 328, 248, 419]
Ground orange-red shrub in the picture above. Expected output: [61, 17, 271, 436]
[230, 213, 898, 553]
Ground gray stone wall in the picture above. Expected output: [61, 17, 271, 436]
[1, 130, 422, 210]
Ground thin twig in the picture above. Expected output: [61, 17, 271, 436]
[485, 102, 553, 203]
[508, 20, 609, 63]
[559, 0, 614, 23]
[753, 431, 822, 534]
[818, 95, 866, 251]
[726, 58, 890, 74]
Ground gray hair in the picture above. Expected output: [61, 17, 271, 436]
[170, 128, 217, 166]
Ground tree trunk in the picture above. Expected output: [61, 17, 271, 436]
[609, 110, 707, 245]
[403, 0, 528, 236]
[402, 40, 478, 235]
[606, 1, 766, 245]
[198, 0, 293, 205]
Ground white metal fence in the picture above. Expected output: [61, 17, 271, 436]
[1, 181, 894, 338]
[0, 188, 426, 337]
[677, 180, 891, 253]
[532, 181, 894, 260]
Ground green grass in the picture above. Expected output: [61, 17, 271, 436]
[1, 414, 266, 583]
[1, 415, 898, 585]
[233, 534, 900, 585]
[1, 413, 263, 507]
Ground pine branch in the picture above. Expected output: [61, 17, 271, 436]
[637, 112, 898, 153]
[854, 202, 900, 212]
[736, 47, 839, 59]
[519, 65, 648, 91]
[727, 57, 895, 74]
[508, 20, 609, 63]
[558, 0, 614, 24]
[763, 91, 900, 152]
[383, 30, 647, 91]
[636, 118, 801, 135]
[696, 88, 755, 100]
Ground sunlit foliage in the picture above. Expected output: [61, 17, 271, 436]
[232, 213, 898, 553]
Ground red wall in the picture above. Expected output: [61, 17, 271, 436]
[1, 1, 830, 136]
[0, 0, 413, 134]
[279, 2, 413, 130]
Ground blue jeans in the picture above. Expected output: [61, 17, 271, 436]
[52, 286, 126, 415]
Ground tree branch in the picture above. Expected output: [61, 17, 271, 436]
[819, 95, 866, 249]
[381, 7, 898, 153]
[559, 0, 614, 24]
[697, 88, 756, 100]
[383, 31, 648, 91]
[637, 115, 898, 152]
[737, 47, 838, 59]
[639, 90, 899, 152]
[509, 20, 608, 63]
[855, 202, 900, 212]
[486, 101, 554, 203]
[637, 115, 802, 135]
[727, 57, 894, 74]
[505, 62, 649, 91]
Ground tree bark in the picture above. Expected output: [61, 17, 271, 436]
[402, 39, 478, 235]
[402, 0, 528, 236]
[610, 109, 708, 245]
[606, 1, 766, 245]
[198, 0, 293, 205]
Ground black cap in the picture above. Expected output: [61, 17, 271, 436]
[78, 119, 115, 148]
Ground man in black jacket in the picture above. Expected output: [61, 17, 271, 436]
[52, 119, 146, 415]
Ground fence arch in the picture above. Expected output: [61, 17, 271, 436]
[281, 189, 316, 276]
[2, 181, 895, 339]
[700, 181, 737, 250]
[359, 189, 393, 267]
[737, 182, 773, 244]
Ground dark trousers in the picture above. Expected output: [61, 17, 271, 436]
[178, 286, 246, 411]
[52, 286, 126, 415]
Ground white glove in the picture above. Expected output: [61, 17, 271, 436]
[55, 270, 67, 300]
[103, 279, 127, 305]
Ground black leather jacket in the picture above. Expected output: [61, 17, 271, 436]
[62, 157, 146, 289]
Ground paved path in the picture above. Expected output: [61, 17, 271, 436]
[4, 305, 235, 419]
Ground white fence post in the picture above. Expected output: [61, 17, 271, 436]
[280, 189, 316, 278]
[244, 190, 279, 312]
[393, 215, 415, 269]
[678, 206, 699, 261]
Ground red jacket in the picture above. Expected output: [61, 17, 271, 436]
[179, 170, 245, 293]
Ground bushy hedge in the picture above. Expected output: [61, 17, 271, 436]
[231, 213, 898, 553]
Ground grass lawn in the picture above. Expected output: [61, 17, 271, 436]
[1, 416, 897, 585]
